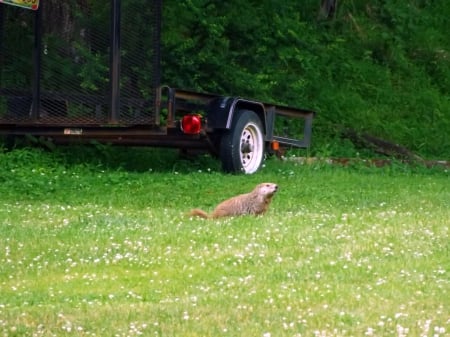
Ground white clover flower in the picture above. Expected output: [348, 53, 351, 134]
[365, 327, 375, 336]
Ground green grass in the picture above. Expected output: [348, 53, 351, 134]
[0, 148, 449, 336]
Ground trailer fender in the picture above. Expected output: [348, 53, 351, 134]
[206, 97, 267, 133]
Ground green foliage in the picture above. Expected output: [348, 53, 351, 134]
[162, 0, 450, 158]
[1, 0, 449, 158]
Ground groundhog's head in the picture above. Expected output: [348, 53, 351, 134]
[255, 183, 278, 198]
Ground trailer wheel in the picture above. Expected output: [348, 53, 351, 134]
[220, 110, 265, 174]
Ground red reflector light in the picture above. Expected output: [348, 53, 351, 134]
[181, 114, 202, 135]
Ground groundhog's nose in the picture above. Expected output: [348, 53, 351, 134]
[274, 185, 278, 191]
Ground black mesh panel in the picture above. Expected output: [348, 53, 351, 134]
[0, 0, 161, 126]
[0, 6, 34, 122]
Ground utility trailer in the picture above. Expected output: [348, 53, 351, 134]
[0, 0, 315, 174]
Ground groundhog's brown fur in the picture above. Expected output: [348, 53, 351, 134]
[190, 183, 278, 219]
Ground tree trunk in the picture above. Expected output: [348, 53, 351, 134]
[342, 128, 423, 161]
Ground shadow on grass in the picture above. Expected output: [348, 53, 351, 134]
[1, 139, 222, 173]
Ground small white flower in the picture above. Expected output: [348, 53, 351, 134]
[365, 327, 375, 336]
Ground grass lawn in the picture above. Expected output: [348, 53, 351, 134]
[0, 148, 449, 336]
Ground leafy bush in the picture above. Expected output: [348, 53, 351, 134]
[162, 0, 450, 158]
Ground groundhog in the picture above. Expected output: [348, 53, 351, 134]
[190, 183, 278, 219]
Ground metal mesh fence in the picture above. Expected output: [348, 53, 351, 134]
[0, 0, 161, 126]
[0, 6, 34, 122]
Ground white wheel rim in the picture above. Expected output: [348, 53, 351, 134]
[240, 122, 264, 173]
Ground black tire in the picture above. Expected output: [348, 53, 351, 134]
[220, 109, 265, 174]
